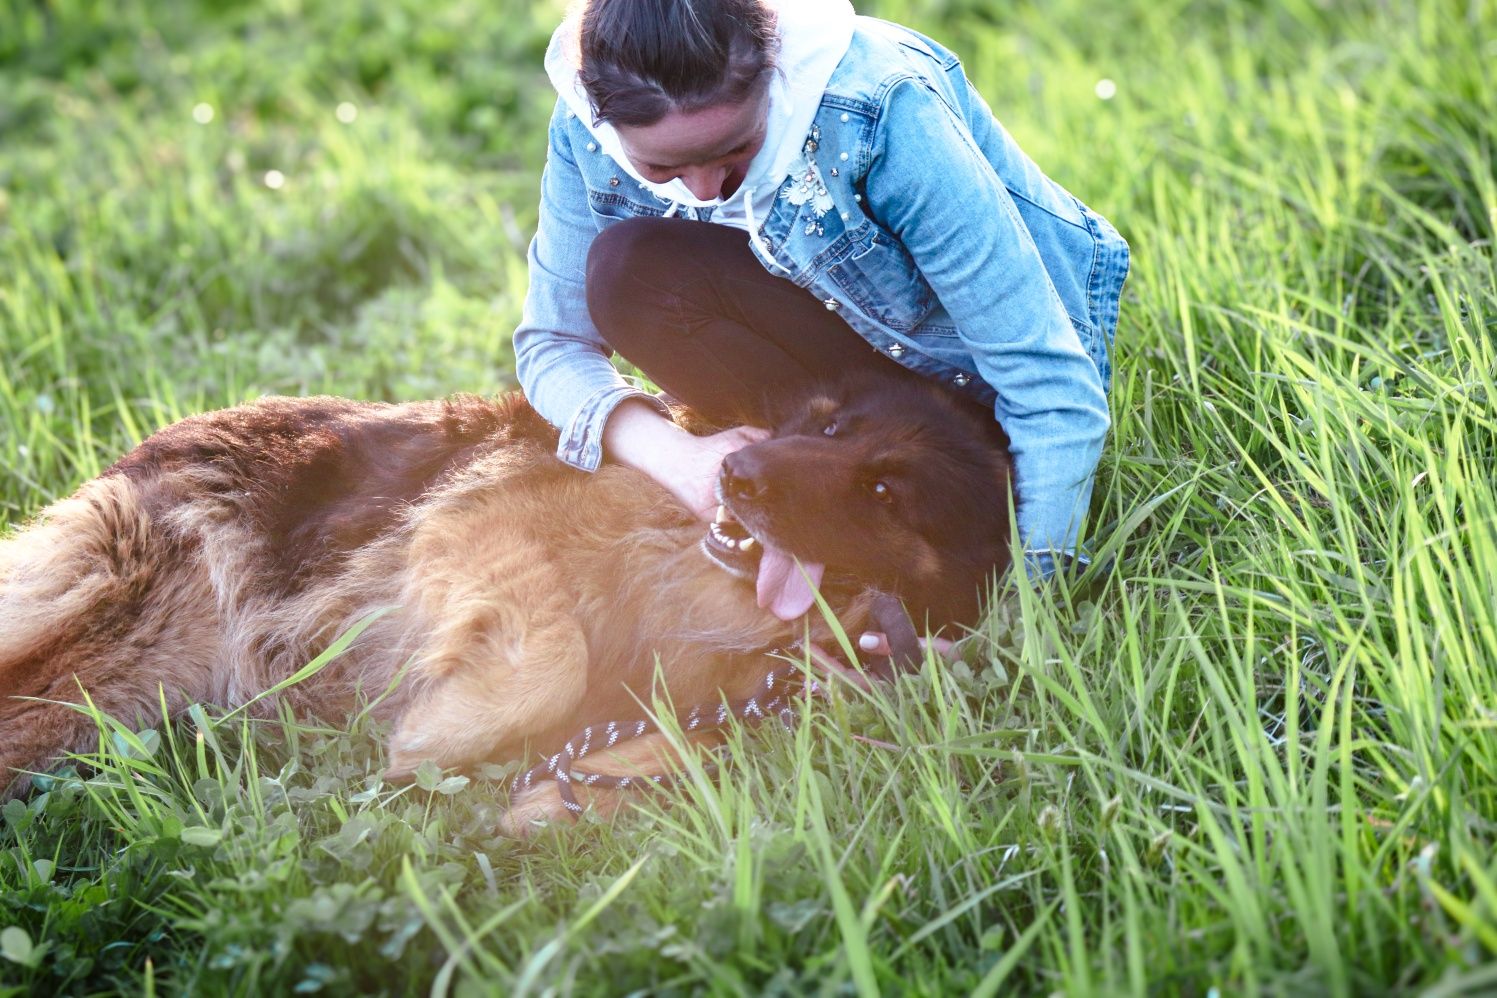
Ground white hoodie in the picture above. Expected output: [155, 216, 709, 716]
[544, 0, 856, 230]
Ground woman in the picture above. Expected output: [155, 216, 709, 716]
[513, 0, 1128, 633]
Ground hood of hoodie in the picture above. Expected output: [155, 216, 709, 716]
[545, 0, 856, 220]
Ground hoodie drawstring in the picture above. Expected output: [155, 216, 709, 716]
[744, 187, 794, 279]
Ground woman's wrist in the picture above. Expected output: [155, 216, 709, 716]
[603, 398, 710, 514]
[604, 398, 688, 472]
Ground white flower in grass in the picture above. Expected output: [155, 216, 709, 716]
[336, 101, 358, 124]
[192, 102, 215, 124]
[1094, 78, 1117, 100]
[264, 170, 286, 190]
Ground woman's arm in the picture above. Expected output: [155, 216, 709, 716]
[514, 99, 673, 474]
[864, 78, 1112, 569]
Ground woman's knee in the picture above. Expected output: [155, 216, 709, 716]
[585, 218, 688, 325]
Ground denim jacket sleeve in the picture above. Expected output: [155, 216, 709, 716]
[864, 78, 1112, 566]
[513, 101, 669, 472]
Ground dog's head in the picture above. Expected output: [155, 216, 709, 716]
[701, 374, 1013, 625]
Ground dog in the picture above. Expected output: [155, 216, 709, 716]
[0, 374, 1012, 829]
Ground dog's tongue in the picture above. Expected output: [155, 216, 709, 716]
[756, 542, 825, 620]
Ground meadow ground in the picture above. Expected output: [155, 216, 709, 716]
[1, 0, 1494, 993]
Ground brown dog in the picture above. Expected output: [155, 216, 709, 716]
[0, 375, 1011, 828]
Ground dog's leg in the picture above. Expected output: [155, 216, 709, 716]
[383, 505, 595, 779]
[384, 604, 591, 779]
[0, 696, 171, 800]
[496, 658, 798, 835]
[499, 729, 729, 836]
[0, 700, 90, 799]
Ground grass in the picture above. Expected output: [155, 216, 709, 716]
[1, 0, 1494, 992]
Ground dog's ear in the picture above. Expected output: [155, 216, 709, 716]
[759, 382, 850, 436]
[755, 384, 810, 432]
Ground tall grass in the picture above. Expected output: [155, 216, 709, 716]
[2, 0, 1494, 993]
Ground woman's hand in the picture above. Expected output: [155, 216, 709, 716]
[604, 398, 768, 521]
[666, 423, 772, 521]
[855, 632, 958, 661]
[804, 635, 960, 691]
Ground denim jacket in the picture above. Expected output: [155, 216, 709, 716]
[514, 17, 1129, 572]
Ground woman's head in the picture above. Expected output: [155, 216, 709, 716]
[578, 0, 779, 128]
[578, 1, 779, 201]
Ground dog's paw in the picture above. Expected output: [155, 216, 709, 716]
[499, 780, 643, 837]
[498, 782, 577, 837]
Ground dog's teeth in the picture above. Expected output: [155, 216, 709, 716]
[715, 505, 729, 524]
[739, 536, 755, 551]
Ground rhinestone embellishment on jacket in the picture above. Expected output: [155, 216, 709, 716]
[781, 124, 834, 237]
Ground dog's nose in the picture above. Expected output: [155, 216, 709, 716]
[720, 450, 768, 503]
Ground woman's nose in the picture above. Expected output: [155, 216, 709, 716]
[679, 165, 730, 201]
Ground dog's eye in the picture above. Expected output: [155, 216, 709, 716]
[823, 419, 838, 437]
[868, 480, 893, 503]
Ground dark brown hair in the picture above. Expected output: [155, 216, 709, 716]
[578, 0, 779, 127]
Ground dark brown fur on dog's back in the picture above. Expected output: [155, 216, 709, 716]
[0, 378, 1010, 828]
[109, 395, 553, 595]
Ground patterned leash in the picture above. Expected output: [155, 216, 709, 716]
[510, 659, 823, 815]
[509, 593, 922, 816]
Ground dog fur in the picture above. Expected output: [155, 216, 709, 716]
[0, 377, 1011, 830]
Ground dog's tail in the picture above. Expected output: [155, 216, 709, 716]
[0, 474, 217, 797]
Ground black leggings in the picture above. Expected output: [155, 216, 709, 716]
[585, 216, 924, 426]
